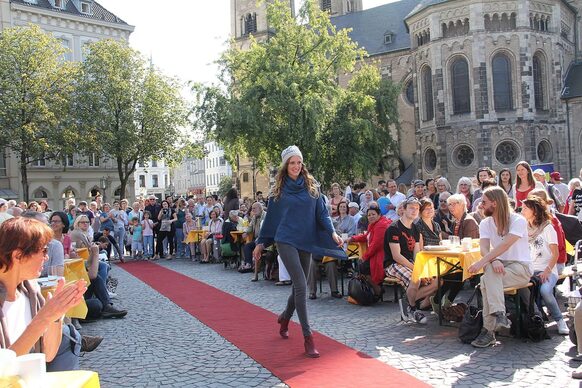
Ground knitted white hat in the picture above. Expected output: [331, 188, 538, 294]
[281, 145, 303, 165]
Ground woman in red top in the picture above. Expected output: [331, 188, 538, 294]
[514, 161, 542, 209]
[329, 183, 346, 218]
[348, 206, 391, 297]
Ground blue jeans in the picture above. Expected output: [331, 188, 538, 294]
[114, 227, 125, 257]
[535, 271, 563, 321]
[143, 235, 154, 257]
[175, 228, 185, 257]
[98, 261, 109, 283]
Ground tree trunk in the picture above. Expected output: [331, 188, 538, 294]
[116, 158, 127, 201]
[20, 152, 29, 202]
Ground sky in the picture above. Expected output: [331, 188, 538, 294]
[97, 0, 397, 89]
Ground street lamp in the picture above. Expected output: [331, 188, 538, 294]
[100, 176, 107, 201]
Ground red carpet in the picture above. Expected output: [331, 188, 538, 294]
[119, 261, 429, 388]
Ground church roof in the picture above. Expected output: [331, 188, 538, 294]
[561, 62, 582, 101]
[10, 0, 130, 26]
[330, 0, 418, 57]
[404, 0, 449, 20]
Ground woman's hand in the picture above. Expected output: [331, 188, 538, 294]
[346, 237, 352, 244]
[332, 232, 343, 247]
[539, 269, 551, 283]
[253, 244, 264, 261]
[38, 278, 87, 323]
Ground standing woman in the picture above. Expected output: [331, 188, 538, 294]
[155, 200, 177, 260]
[253, 146, 345, 358]
[498, 168, 514, 198]
[425, 178, 437, 202]
[514, 161, 543, 209]
[329, 183, 346, 218]
[456, 177, 474, 211]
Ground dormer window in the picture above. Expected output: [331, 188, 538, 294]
[384, 33, 393, 45]
[81, 2, 91, 14]
[54, 0, 64, 9]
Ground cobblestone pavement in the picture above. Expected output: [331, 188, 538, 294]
[80, 259, 582, 387]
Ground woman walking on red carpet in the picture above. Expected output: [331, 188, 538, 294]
[254, 145, 346, 358]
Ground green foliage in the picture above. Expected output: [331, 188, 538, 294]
[192, 0, 399, 185]
[75, 39, 200, 199]
[0, 25, 79, 201]
[217, 176, 234, 198]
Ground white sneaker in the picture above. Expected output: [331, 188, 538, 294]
[557, 319, 570, 335]
[108, 291, 118, 299]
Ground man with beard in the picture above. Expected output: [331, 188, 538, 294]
[468, 187, 532, 348]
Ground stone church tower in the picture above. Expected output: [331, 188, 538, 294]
[320, 0, 362, 16]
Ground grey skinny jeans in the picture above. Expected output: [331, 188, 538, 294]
[276, 242, 313, 336]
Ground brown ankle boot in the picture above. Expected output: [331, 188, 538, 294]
[278, 314, 289, 339]
[304, 335, 320, 358]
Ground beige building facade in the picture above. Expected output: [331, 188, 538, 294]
[0, 0, 134, 208]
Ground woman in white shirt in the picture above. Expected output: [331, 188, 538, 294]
[521, 196, 569, 335]
[0, 218, 86, 360]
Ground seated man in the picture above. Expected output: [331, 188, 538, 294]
[384, 198, 438, 324]
[468, 187, 532, 348]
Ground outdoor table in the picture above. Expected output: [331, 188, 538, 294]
[412, 243, 482, 325]
[63, 258, 90, 319]
[185, 229, 206, 258]
[336, 242, 368, 295]
[46, 370, 100, 387]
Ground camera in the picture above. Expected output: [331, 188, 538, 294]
[163, 209, 168, 215]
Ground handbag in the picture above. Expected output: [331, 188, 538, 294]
[509, 276, 549, 342]
[458, 285, 483, 343]
[347, 275, 376, 306]
[160, 219, 172, 232]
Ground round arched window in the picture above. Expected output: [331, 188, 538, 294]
[536, 139, 553, 163]
[495, 140, 520, 165]
[33, 189, 48, 198]
[424, 148, 437, 172]
[453, 145, 475, 167]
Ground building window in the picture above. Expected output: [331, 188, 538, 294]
[33, 188, 48, 198]
[81, 2, 91, 14]
[384, 33, 393, 45]
[422, 67, 434, 121]
[63, 154, 74, 167]
[492, 53, 513, 111]
[152, 175, 159, 188]
[139, 175, 145, 188]
[424, 148, 437, 172]
[537, 139, 553, 162]
[495, 141, 520, 165]
[321, 0, 331, 12]
[220, 157, 226, 166]
[138, 161, 144, 167]
[404, 79, 414, 105]
[0, 151, 5, 177]
[33, 157, 46, 167]
[533, 54, 545, 110]
[151, 160, 158, 168]
[530, 14, 550, 32]
[88, 153, 99, 167]
[54, 0, 63, 9]
[416, 30, 430, 47]
[243, 13, 257, 36]
[453, 145, 475, 167]
[451, 58, 471, 114]
[243, 172, 249, 183]
[59, 38, 72, 61]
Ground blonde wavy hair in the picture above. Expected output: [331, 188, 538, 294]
[272, 159, 319, 200]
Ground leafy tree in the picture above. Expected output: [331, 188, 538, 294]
[0, 25, 79, 201]
[217, 176, 234, 198]
[75, 39, 199, 199]
[192, 0, 399, 185]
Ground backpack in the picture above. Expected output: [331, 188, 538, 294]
[347, 275, 376, 306]
[508, 277, 550, 342]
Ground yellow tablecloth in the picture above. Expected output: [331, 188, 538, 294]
[63, 259, 89, 319]
[230, 231, 245, 243]
[412, 247, 482, 282]
[184, 230, 205, 244]
[46, 370, 100, 388]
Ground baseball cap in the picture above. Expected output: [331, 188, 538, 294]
[413, 180, 425, 187]
[532, 169, 545, 177]
[550, 171, 563, 181]
[348, 202, 359, 209]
